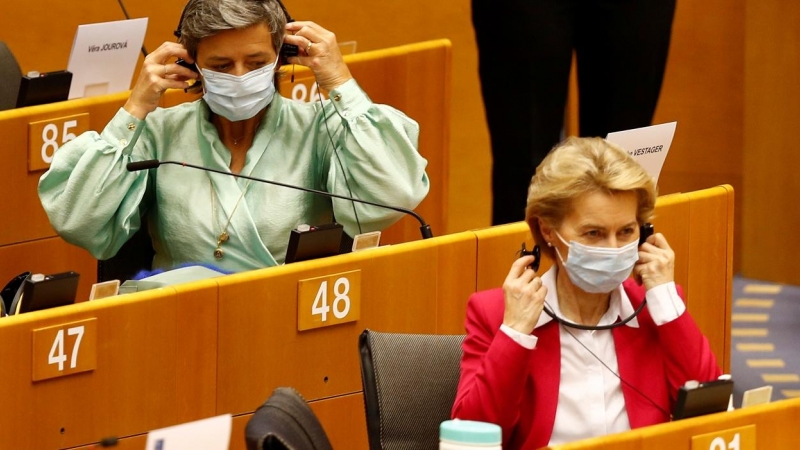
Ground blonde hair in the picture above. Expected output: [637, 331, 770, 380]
[525, 137, 657, 259]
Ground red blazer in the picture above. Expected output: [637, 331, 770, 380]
[451, 280, 721, 449]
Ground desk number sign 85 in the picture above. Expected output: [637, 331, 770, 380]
[28, 113, 90, 172]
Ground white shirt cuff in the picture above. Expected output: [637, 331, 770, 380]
[645, 282, 686, 325]
[500, 324, 538, 350]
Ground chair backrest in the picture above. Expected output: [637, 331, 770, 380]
[244, 387, 334, 450]
[0, 41, 22, 111]
[97, 225, 155, 283]
[359, 329, 465, 450]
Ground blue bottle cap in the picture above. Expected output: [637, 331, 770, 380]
[440, 419, 501, 445]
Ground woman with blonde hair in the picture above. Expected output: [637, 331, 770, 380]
[452, 137, 720, 449]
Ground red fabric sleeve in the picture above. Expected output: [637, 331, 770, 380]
[451, 290, 532, 435]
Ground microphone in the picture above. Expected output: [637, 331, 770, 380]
[126, 159, 433, 239]
[116, 0, 149, 58]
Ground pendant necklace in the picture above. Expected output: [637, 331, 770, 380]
[208, 116, 268, 259]
[209, 178, 253, 259]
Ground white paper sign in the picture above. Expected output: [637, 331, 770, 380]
[66, 18, 148, 99]
[145, 414, 232, 450]
[605, 122, 677, 184]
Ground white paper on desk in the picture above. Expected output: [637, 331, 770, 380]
[66, 18, 148, 99]
[145, 414, 232, 450]
[605, 122, 677, 184]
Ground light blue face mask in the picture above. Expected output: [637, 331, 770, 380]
[554, 231, 640, 294]
[199, 56, 279, 122]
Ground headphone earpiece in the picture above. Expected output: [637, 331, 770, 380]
[519, 243, 541, 273]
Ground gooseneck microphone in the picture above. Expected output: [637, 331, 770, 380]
[126, 159, 433, 239]
[116, 0, 149, 58]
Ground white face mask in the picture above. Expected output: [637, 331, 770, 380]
[199, 56, 279, 122]
[554, 231, 640, 294]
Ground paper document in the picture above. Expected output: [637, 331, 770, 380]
[605, 122, 676, 184]
[66, 18, 148, 99]
[145, 414, 232, 450]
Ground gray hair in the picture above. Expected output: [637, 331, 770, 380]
[179, 0, 287, 59]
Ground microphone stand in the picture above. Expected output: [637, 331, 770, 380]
[127, 160, 433, 239]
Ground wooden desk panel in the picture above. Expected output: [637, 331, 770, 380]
[172, 279, 219, 424]
[546, 397, 800, 449]
[71, 435, 147, 450]
[309, 392, 369, 450]
[215, 231, 476, 416]
[684, 185, 734, 373]
[0, 289, 182, 449]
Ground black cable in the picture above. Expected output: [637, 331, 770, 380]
[543, 299, 647, 331]
[553, 304, 672, 419]
[115, 0, 149, 58]
[317, 86, 363, 235]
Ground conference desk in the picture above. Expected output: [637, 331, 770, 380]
[0, 39, 452, 301]
[0, 185, 734, 450]
[544, 397, 800, 450]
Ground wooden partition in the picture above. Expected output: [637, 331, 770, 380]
[544, 397, 800, 450]
[0, 283, 217, 449]
[472, 185, 734, 372]
[0, 40, 451, 301]
[215, 230, 476, 450]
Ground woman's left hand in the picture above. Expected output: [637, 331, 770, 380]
[633, 232, 675, 291]
[284, 21, 353, 91]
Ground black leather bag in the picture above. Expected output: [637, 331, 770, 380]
[245, 387, 334, 450]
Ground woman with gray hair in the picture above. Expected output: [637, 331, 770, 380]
[452, 137, 720, 449]
[38, 0, 429, 272]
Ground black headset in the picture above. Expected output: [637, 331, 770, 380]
[173, 0, 299, 72]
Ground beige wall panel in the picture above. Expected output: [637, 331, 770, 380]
[742, 1, 800, 285]
[652, 0, 745, 271]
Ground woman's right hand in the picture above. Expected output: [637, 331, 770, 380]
[502, 256, 547, 335]
[124, 42, 198, 120]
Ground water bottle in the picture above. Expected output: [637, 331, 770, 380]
[440, 419, 502, 450]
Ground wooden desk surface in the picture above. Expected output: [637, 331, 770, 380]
[546, 397, 800, 450]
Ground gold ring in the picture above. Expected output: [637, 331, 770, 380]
[305, 41, 313, 54]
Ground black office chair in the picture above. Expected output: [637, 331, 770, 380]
[245, 387, 334, 450]
[96, 226, 155, 283]
[359, 329, 466, 450]
[0, 41, 22, 111]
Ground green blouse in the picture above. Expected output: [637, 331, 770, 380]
[38, 79, 430, 272]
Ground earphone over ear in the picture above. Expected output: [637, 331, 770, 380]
[519, 243, 541, 273]
[173, 0, 299, 73]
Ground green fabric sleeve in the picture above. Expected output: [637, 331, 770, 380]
[38, 107, 156, 260]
